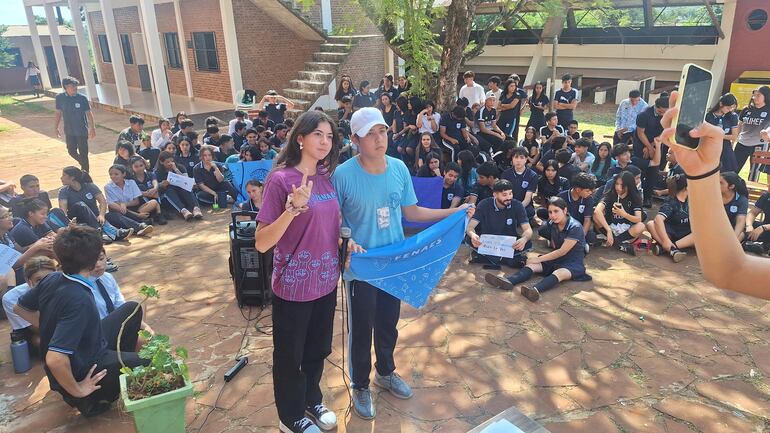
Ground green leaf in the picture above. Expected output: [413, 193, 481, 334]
[120, 366, 133, 375]
[175, 347, 189, 359]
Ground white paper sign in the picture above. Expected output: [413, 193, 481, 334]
[0, 244, 22, 275]
[480, 419, 526, 433]
[478, 234, 517, 258]
[168, 172, 194, 192]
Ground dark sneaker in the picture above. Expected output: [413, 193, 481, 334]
[279, 417, 321, 433]
[352, 388, 375, 419]
[101, 234, 113, 244]
[618, 241, 636, 256]
[115, 228, 133, 241]
[670, 248, 687, 263]
[651, 243, 662, 256]
[520, 285, 541, 302]
[374, 372, 413, 399]
[105, 258, 119, 273]
[136, 223, 154, 236]
[306, 404, 336, 431]
[743, 241, 765, 256]
[484, 273, 515, 291]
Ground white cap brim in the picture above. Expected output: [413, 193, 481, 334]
[354, 120, 389, 137]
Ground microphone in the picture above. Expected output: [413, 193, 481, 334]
[340, 227, 351, 273]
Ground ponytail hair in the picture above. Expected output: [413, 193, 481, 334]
[62, 166, 93, 184]
[666, 173, 687, 196]
[721, 171, 748, 197]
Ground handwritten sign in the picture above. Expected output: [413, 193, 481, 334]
[168, 172, 195, 192]
[0, 244, 22, 275]
[478, 234, 517, 258]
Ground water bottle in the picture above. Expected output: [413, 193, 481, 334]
[11, 335, 31, 374]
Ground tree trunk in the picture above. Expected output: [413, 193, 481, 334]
[436, 0, 478, 113]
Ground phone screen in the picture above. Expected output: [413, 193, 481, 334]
[675, 65, 712, 148]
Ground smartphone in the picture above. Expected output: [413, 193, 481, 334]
[670, 64, 713, 149]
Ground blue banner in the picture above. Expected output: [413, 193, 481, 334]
[227, 160, 274, 202]
[349, 210, 467, 309]
[403, 176, 444, 229]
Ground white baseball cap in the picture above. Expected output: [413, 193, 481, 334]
[350, 107, 388, 137]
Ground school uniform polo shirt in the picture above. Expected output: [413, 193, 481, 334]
[19, 272, 107, 391]
[546, 216, 585, 263]
[441, 181, 464, 209]
[134, 172, 157, 192]
[476, 107, 498, 131]
[193, 162, 227, 190]
[633, 106, 664, 158]
[472, 196, 527, 237]
[59, 183, 103, 215]
[539, 125, 564, 142]
[265, 103, 287, 125]
[175, 154, 200, 177]
[601, 193, 642, 225]
[500, 166, 538, 209]
[9, 192, 52, 218]
[558, 189, 594, 222]
[554, 88, 578, 126]
[659, 196, 691, 237]
[55, 92, 90, 137]
[755, 192, 770, 225]
[9, 219, 52, 248]
[469, 183, 493, 202]
[440, 115, 467, 143]
[724, 193, 749, 227]
[104, 179, 142, 204]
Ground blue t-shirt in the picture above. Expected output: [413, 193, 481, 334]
[724, 192, 748, 227]
[332, 156, 418, 252]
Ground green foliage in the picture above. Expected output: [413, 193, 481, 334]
[139, 285, 160, 299]
[0, 26, 18, 69]
[34, 15, 47, 25]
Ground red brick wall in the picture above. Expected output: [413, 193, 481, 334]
[339, 36, 385, 91]
[233, 0, 321, 97]
[154, 3, 188, 96]
[725, 1, 770, 91]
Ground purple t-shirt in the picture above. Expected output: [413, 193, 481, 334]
[257, 167, 340, 302]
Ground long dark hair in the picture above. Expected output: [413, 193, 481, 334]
[721, 171, 749, 197]
[532, 81, 544, 99]
[414, 132, 439, 170]
[709, 93, 738, 114]
[334, 75, 353, 101]
[417, 151, 443, 177]
[667, 173, 687, 197]
[274, 110, 340, 175]
[604, 171, 641, 205]
[591, 142, 613, 176]
[62, 166, 93, 185]
[503, 78, 517, 98]
[542, 160, 559, 182]
[751, 85, 770, 109]
[457, 150, 477, 191]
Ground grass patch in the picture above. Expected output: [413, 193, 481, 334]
[0, 95, 51, 116]
[0, 124, 14, 134]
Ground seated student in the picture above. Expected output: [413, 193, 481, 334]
[232, 122, 247, 151]
[17, 226, 150, 417]
[414, 132, 441, 173]
[485, 197, 590, 302]
[597, 143, 636, 199]
[270, 124, 289, 151]
[174, 136, 200, 177]
[440, 105, 478, 159]
[537, 136, 570, 172]
[128, 156, 166, 225]
[253, 111, 276, 132]
[457, 149, 479, 196]
[58, 167, 132, 241]
[116, 115, 144, 151]
[556, 149, 580, 184]
[581, 130, 599, 155]
[172, 119, 194, 140]
[466, 179, 533, 268]
[647, 174, 692, 262]
[466, 161, 499, 205]
[744, 183, 770, 255]
[720, 171, 749, 242]
[193, 145, 238, 207]
[501, 147, 539, 219]
[242, 128, 260, 151]
[519, 126, 541, 168]
[255, 124, 270, 141]
[237, 179, 263, 215]
[258, 90, 293, 125]
[338, 95, 354, 123]
[9, 174, 53, 218]
[0, 179, 16, 207]
[535, 160, 569, 207]
[570, 138, 596, 172]
[565, 120, 580, 146]
[442, 162, 464, 209]
[539, 112, 565, 147]
[161, 141, 177, 157]
[476, 94, 507, 156]
[652, 147, 685, 199]
[137, 133, 160, 169]
[9, 198, 55, 252]
[151, 118, 173, 150]
[3, 257, 57, 352]
[593, 171, 645, 256]
[104, 165, 156, 236]
[214, 134, 237, 163]
[258, 138, 277, 160]
[114, 140, 135, 167]
[155, 151, 202, 221]
[416, 152, 444, 177]
[203, 126, 221, 146]
[228, 110, 253, 135]
[590, 142, 616, 187]
[556, 172, 597, 249]
[0, 205, 56, 282]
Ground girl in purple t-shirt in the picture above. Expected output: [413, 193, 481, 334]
[255, 111, 343, 433]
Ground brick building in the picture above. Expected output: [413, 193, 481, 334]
[19, 0, 392, 118]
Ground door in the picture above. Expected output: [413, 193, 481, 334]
[43, 46, 60, 86]
[132, 33, 153, 91]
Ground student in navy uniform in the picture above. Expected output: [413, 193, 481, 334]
[526, 81, 549, 133]
[466, 179, 533, 269]
[376, 74, 400, 101]
[652, 148, 685, 199]
[55, 76, 96, 172]
[593, 171, 645, 256]
[556, 172, 597, 249]
[485, 196, 590, 301]
[155, 151, 203, 221]
[590, 142, 616, 187]
[633, 96, 669, 208]
[440, 106, 476, 158]
[129, 156, 164, 223]
[535, 160, 569, 209]
[193, 145, 238, 207]
[9, 175, 53, 219]
[174, 136, 200, 177]
[720, 171, 749, 242]
[254, 111, 276, 132]
[353, 81, 377, 111]
[519, 126, 541, 168]
[442, 163, 464, 209]
[553, 74, 578, 130]
[539, 112, 565, 147]
[9, 198, 54, 250]
[58, 167, 132, 240]
[114, 140, 135, 167]
[258, 90, 294, 125]
[556, 149, 580, 184]
[734, 86, 770, 174]
[705, 93, 740, 173]
[476, 95, 507, 159]
[501, 147, 539, 219]
[647, 174, 692, 262]
[538, 136, 570, 171]
[415, 152, 443, 178]
[335, 75, 357, 108]
[17, 226, 149, 417]
[466, 162, 499, 205]
[744, 184, 770, 255]
[498, 77, 528, 142]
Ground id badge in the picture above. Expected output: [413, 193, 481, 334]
[377, 206, 391, 229]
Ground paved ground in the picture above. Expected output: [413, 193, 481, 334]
[0, 97, 769, 433]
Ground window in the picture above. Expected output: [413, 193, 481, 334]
[164, 32, 182, 69]
[120, 34, 133, 65]
[747, 9, 768, 31]
[97, 34, 111, 63]
[192, 32, 219, 72]
[1, 48, 23, 68]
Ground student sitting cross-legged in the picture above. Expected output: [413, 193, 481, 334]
[538, 172, 597, 251]
[593, 171, 646, 256]
[155, 151, 203, 221]
[466, 179, 533, 269]
[485, 196, 591, 301]
[104, 165, 156, 236]
[193, 145, 239, 208]
[15, 226, 151, 417]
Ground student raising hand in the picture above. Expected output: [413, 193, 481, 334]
[663, 91, 770, 299]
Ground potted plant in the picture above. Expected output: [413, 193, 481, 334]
[117, 286, 193, 433]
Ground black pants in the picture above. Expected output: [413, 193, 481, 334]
[348, 281, 400, 389]
[65, 135, 90, 172]
[66, 202, 101, 229]
[163, 186, 199, 212]
[613, 131, 634, 145]
[196, 181, 238, 206]
[272, 289, 336, 425]
[734, 143, 761, 175]
[60, 302, 147, 414]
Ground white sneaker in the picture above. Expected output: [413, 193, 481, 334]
[306, 404, 337, 430]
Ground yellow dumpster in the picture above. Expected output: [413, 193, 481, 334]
[730, 71, 770, 108]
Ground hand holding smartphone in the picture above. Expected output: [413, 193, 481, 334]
[669, 64, 713, 149]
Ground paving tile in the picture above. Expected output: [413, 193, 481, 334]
[695, 380, 770, 418]
[654, 397, 759, 433]
[544, 411, 619, 433]
[565, 368, 646, 409]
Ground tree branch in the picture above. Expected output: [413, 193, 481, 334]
[463, 0, 530, 63]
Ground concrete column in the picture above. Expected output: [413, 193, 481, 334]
[136, 5, 156, 93]
[68, 0, 98, 99]
[44, 4, 69, 84]
[84, 8, 103, 84]
[24, 6, 52, 89]
[320, 0, 332, 33]
[710, 0, 737, 101]
[138, 0, 173, 118]
[98, 0, 131, 106]
[173, 0, 194, 99]
[219, 0, 243, 104]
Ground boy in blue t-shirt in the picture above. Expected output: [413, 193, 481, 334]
[332, 108, 472, 420]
